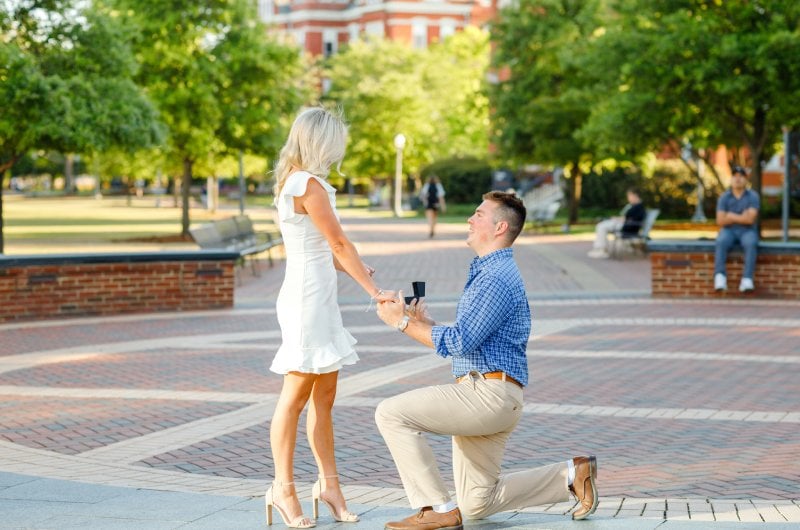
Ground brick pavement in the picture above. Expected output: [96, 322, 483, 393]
[0, 213, 798, 527]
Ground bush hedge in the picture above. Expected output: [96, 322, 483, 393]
[420, 156, 493, 205]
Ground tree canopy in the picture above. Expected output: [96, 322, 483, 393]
[579, 0, 800, 197]
[102, 0, 306, 234]
[491, 0, 604, 222]
[0, 0, 162, 252]
[325, 28, 490, 180]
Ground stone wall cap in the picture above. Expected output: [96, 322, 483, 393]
[0, 250, 241, 268]
[647, 240, 800, 255]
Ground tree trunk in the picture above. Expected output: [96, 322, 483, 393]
[0, 157, 19, 255]
[567, 162, 582, 225]
[700, 150, 725, 192]
[181, 157, 193, 236]
[65, 154, 74, 194]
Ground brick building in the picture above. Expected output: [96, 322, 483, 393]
[257, 0, 498, 56]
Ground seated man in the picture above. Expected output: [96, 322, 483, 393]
[714, 166, 760, 292]
[588, 188, 646, 259]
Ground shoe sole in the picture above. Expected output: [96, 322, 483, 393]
[383, 524, 464, 530]
[572, 455, 598, 520]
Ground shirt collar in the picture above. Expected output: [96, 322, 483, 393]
[470, 248, 513, 275]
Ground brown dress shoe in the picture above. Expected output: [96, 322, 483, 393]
[569, 455, 598, 520]
[384, 507, 463, 530]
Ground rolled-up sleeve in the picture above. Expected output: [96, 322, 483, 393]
[431, 277, 513, 358]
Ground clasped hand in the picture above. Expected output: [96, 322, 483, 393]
[376, 290, 431, 326]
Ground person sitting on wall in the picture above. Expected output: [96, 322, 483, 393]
[714, 165, 760, 292]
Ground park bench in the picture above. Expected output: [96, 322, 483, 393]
[189, 215, 283, 276]
[522, 183, 564, 232]
[647, 240, 800, 299]
[609, 208, 660, 259]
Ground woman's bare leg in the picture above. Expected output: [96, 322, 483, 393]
[270, 371, 317, 521]
[425, 209, 437, 237]
[307, 371, 351, 516]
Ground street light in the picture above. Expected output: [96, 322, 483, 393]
[393, 133, 406, 217]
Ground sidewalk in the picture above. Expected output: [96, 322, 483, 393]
[1, 214, 798, 528]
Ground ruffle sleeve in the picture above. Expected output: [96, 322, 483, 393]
[278, 171, 336, 223]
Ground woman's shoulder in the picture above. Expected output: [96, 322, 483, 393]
[283, 171, 335, 196]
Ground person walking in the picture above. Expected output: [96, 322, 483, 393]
[375, 191, 598, 530]
[420, 175, 446, 238]
[267, 107, 395, 528]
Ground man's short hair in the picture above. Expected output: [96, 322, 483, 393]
[731, 165, 748, 177]
[626, 187, 641, 197]
[483, 191, 526, 243]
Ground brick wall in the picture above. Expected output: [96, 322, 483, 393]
[0, 252, 238, 323]
[649, 242, 800, 299]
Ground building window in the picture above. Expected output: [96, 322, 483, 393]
[439, 19, 456, 40]
[257, 0, 273, 22]
[348, 23, 360, 43]
[365, 21, 384, 37]
[293, 30, 306, 49]
[323, 30, 337, 57]
[412, 20, 427, 49]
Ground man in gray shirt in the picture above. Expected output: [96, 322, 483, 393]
[714, 166, 760, 292]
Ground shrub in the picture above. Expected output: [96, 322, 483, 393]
[581, 160, 713, 219]
[420, 156, 493, 204]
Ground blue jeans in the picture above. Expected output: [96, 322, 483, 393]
[714, 226, 758, 280]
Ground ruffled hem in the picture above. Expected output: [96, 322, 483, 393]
[278, 171, 336, 223]
[270, 329, 358, 375]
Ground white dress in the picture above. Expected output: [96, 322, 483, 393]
[269, 171, 359, 374]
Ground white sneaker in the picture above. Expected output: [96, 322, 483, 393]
[739, 278, 754, 292]
[714, 273, 727, 291]
[587, 249, 609, 259]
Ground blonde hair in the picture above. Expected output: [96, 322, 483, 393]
[273, 107, 348, 196]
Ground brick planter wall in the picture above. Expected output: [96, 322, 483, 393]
[0, 251, 239, 323]
[649, 241, 800, 299]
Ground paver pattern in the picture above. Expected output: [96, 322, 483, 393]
[1, 214, 798, 526]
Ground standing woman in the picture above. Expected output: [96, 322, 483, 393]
[420, 175, 446, 238]
[266, 107, 394, 528]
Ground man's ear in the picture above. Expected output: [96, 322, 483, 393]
[495, 220, 509, 237]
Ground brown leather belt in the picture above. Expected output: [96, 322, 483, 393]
[457, 371, 523, 389]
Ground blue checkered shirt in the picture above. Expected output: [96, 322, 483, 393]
[431, 248, 530, 386]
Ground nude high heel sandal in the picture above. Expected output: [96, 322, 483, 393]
[265, 481, 315, 528]
[311, 475, 359, 522]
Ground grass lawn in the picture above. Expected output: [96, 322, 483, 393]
[2, 194, 795, 255]
[2, 195, 279, 254]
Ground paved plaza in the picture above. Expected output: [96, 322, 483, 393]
[1, 215, 799, 528]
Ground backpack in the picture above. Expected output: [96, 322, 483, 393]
[427, 183, 439, 207]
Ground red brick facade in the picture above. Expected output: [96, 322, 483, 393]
[259, 0, 496, 55]
[0, 256, 236, 323]
[651, 250, 800, 300]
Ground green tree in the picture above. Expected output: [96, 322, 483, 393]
[492, 0, 604, 223]
[326, 30, 490, 183]
[580, 0, 800, 199]
[0, 0, 162, 252]
[107, 0, 305, 235]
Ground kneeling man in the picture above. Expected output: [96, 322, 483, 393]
[376, 191, 598, 530]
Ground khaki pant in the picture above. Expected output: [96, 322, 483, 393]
[375, 371, 570, 520]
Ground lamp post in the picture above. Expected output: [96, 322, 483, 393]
[393, 133, 406, 217]
[692, 152, 707, 222]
